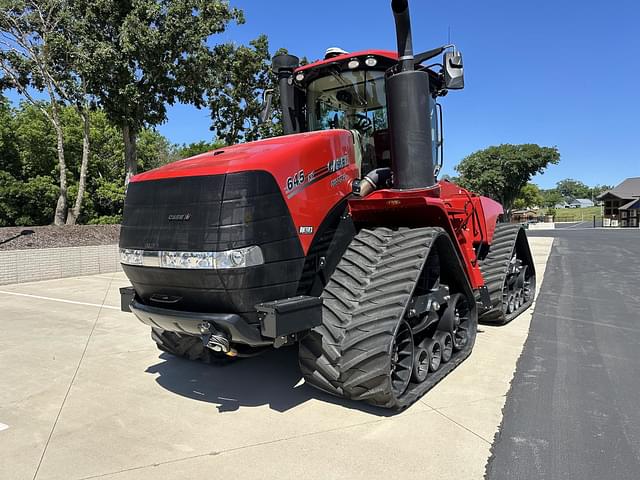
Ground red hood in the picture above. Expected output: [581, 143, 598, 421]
[132, 130, 353, 183]
[128, 129, 358, 254]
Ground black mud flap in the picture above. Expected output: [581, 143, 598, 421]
[120, 286, 135, 313]
[256, 296, 323, 342]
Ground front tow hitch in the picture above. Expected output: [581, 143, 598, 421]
[198, 322, 237, 357]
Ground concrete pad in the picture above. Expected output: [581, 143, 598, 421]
[82, 310, 157, 358]
[0, 296, 100, 480]
[33, 348, 431, 480]
[0, 272, 129, 309]
[0, 237, 553, 480]
[84, 409, 491, 480]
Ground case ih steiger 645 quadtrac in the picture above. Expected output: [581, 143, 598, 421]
[119, 0, 535, 409]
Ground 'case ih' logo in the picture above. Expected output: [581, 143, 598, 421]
[168, 213, 192, 221]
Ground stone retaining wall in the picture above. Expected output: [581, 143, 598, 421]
[0, 244, 121, 286]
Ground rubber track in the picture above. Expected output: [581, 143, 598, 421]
[299, 227, 476, 410]
[478, 224, 535, 324]
[151, 328, 233, 365]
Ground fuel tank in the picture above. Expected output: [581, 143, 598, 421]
[119, 130, 358, 321]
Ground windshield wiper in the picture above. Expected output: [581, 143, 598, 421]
[329, 69, 367, 107]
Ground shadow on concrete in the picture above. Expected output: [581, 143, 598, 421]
[145, 347, 393, 416]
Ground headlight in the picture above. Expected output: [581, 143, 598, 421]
[161, 251, 214, 269]
[120, 248, 143, 265]
[119, 246, 264, 269]
[213, 246, 264, 269]
[365, 57, 378, 67]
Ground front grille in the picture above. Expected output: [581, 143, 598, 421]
[119, 171, 305, 317]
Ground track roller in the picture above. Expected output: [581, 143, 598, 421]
[434, 331, 453, 363]
[412, 343, 430, 383]
[423, 339, 442, 372]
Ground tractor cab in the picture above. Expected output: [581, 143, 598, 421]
[299, 52, 395, 174]
[272, 48, 462, 178]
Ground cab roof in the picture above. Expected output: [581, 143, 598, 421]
[295, 50, 398, 73]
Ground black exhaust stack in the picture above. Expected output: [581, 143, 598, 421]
[388, 0, 435, 189]
[272, 54, 300, 135]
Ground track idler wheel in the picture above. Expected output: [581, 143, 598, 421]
[390, 320, 414, 397]
[438, 293, 471, 351]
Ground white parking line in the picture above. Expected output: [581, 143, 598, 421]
[568, 221, 591, 229]
[0, 290, 120, 310]
[0, 423, 8, 432]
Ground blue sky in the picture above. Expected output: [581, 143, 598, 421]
[6, 1, 638, 188]
[158, 0, 640, 188]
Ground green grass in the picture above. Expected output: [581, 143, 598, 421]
[553, 206, 602, 222]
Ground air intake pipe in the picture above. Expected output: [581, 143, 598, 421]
[388, 0, 436, 189]
[272, 54, 300, 135]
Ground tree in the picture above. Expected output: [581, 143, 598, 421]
[0, 100, 179, 226]
[137, 129, 175, 171]
[72, 0, 243, 184]
[555, 178, 590, 200]
[208, 35, 279, 145]
[441, 174, 460, 183]
[175, 140, 224, 159]
[590, 184, 613, 199]
[14, 101, 57, 178]
[0, 96, 19, 175]
[540, 188, 564, 208]
[513, 183, 543, 210]
[0, 0, 72, 224]
[0, 171, 58, 226]
[455, 144, 560, 214]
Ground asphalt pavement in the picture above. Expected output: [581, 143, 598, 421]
[487, 228, 640, 479]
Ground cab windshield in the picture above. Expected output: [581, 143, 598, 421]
[307, 70, 387, 131]
[307, 70, 389, 171]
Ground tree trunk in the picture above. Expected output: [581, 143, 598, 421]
[67, 109, 91, 225]
[123, 124, 137, 186]
[501, 195, 512, 222]
[52, 107, 67, 226]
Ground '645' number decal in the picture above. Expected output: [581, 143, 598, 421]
[286, 170, 305, 192]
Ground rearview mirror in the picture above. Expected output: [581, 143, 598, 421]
[259, 89, 274, 124]
[443, 50, 464, 90]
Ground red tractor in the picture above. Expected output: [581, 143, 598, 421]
[119, 0, 535, 409]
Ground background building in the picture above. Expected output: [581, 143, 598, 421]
[568, 198, 595, 208]
[597, 177, 640, 227]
